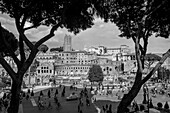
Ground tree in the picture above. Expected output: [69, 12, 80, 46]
[104, 0, 170, 112]
[32, 42, 49, 53]
[144, 53, 161, 71]
[88, 65, 104, 86]
[24, 41, 49, 53]
[0, 0, 108, 112]
[0, 26, 18, 57]
[29, 59, 39, 75]
[50, 46, 63, 52]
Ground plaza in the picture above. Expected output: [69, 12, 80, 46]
[9, 82, 170, 113]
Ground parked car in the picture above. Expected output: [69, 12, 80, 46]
[66, 92, 79, 101]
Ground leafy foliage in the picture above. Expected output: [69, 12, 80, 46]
[30, 59, 39, 73]
[50, 47, 63, 52]
[0, 25, 18, 56]
[145, 53, 161, 61]
[104, 1, 170, 112]
[88, 65, 104, 83]
[0, 0, 108, 34]
[32, 42, 49, 53]
[107, 0, 170, 39]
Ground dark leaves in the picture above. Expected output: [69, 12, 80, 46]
[0, 0, 109, 34]
[88, 65, 104, 82]
[0, 26, 18, 56]
[108, 0, 170, 39]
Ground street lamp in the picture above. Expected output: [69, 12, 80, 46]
[143, 84, 149, 113]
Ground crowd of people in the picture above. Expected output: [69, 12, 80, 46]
[77, 87, 91, 113]
[36, 88, 61, 110]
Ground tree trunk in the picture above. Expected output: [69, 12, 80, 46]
[117, 81, 142, 113]
[7, 79, 22, 113]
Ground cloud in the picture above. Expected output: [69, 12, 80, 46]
[25, 22, 32, 28]
[0, 17, 15, 25]
[148, 36, 170, 53]
[1, 14, 169, 53]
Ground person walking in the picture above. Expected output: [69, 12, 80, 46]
[108, 104, 112, 113]
[47, 90, 51, 98]
[47, 97, 52, 109]
[86, 97, 90, 106]
[102, 106, 106, 113]
[78, 103, 80, 112]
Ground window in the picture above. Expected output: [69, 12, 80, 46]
[44, 70, 46, 73]
[38, 70, 40, 73]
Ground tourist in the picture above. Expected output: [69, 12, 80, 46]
[105, 104, 108, 112]
[78, 103, 80, 112]
[54, 96, 58, 104]
[55, 89, 58, 97]
[47, 90, 51, 98]
[26, 93, 29, 100]
[61, 86, 65, 97]
[102, 106, 106, 113]
[86, 97, 90, 106]
[40, 91, 44, 97]
[79, 98, 83, 106]
[31, 90, 34, 98]
[108, 104, 112, 113]
[47, 96, 52, 109]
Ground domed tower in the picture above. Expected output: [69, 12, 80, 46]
[63, 34, 72, 51]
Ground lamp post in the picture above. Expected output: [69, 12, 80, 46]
[143, 84, 149, 113]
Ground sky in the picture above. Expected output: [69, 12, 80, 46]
[0, 14, 170, 54]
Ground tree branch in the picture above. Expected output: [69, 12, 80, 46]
[0, 23, 21, 67]
[142, 49, 170, 84]
[35, 22, 61, 48]
[135, 23, 144, 74]
[21, 13, 28, 29]
[19, 49, 38, 80]
[19, 35, 25, 66]
[0, 54, 17, 81]
[143, 0, 167, 23]
[15, 19, 34, 50]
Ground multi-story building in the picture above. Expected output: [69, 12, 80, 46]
[87, 46, 100, 54]
[91, 58, 119, 75]
[34, 52, 57, 84]
[55, 51, 97, 65]
[86, 45, 132, 61]
[55, 64, 91, 76]
[106, 47, 121, 56]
